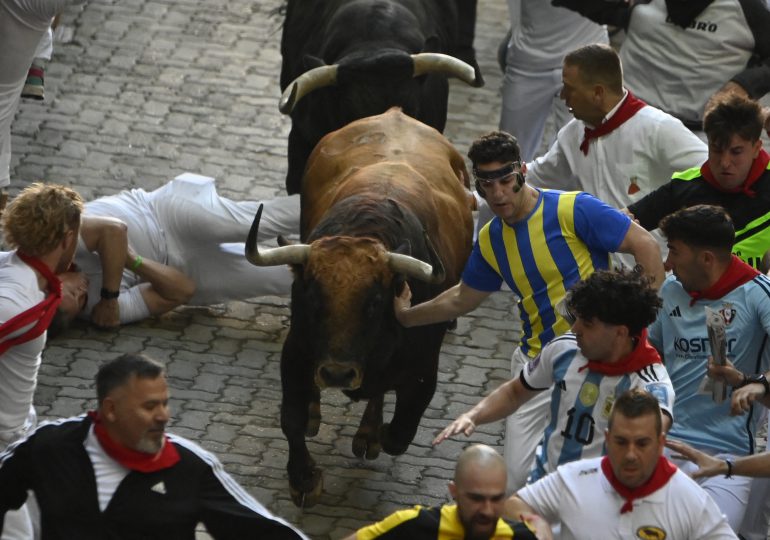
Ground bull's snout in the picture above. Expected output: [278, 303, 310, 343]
[315, 362, 362, 390]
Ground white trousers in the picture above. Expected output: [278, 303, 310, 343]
[504, 347, 550, 492]
[499, 65, 572, 163]
[147, 174, 300, 305]
[738, 412, 770, 540]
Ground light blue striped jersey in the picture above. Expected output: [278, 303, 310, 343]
[648, 273, 770, 455]
[521, 333, 674, 482]
[462, 189, 631, 357]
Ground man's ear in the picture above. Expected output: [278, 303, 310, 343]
[592, 84, 605, 103]
[62, 227, 77, 250]
[101, 397, 117, 422]
[448, 480, 458, 500]
[752, 138, 762, 159]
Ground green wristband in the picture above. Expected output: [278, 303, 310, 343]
[131, 255, 143, 271]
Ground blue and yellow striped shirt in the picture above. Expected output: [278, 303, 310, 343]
[462, 190, 631, 357]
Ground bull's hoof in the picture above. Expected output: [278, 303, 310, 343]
[289, 468, 323, 508]
[306, 402, 321, 437]
[352, 429, 382, 460]
[379, 423, 410, 456]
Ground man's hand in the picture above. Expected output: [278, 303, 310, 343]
[730, 383, 766, 416]
[393, 282, 413, 325]
[521, 512, 553, 540]
[665, 439, 726, 479]
[706, 356, 743, 387]
[90, 298, 120, 328]
[432, 413, 476, 445]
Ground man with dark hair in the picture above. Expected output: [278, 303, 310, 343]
[649, 205, 770, 532]
[523, 43, 706, 241]
[0, 353, 308, 539]
[396, 132, 664, 491]
[0, 182, 83, 538]
[628, 95, 770, 270]
[506, 389, 737, 539]
[398, 132, 665, 491]
[342, 444, 546, 540]
[433, 269, 674, 484]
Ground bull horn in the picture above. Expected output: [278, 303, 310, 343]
[246, 204, 310, 266]
[388, 234, 445, 284]
[411, 53, 480, 87]
[279, 64, 339, 114]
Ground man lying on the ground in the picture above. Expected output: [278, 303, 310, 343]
[55, 172, 299, 330]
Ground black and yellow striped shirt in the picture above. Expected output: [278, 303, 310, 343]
[355, 504, 537, 540]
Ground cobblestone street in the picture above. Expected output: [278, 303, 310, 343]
[8, 0, 520, 538]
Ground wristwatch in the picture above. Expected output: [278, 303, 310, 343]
[100, 288, 120, 300]
[738, 373, 770, 396]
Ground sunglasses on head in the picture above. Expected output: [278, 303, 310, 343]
[473, 162, 524, 197]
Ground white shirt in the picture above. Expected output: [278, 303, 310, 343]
[0, 251, 45, 439]
[518, 457, 738, 540]
[527, 101, 707, 210]
[620, 0, 757, 125]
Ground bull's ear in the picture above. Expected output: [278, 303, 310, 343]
[302, 54, 326, 71]
[394, 240, 412, 256]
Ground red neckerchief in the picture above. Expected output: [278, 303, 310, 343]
[688, 255, 759, 306]
[601, 455, 677, 513]
[89, 411, 180, 473]
[579, 329, 661, 376]
[0, 252, 62, 356]
[580, 91, 647, 155]
[700, 149, 770, 198]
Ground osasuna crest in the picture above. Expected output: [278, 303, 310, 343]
[718, 303, 737, 326]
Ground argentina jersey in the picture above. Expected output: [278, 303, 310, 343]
[649, 273, 770, 455]
[520, 334, 674, 482]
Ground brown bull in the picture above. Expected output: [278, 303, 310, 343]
[247, 108, 473, 507]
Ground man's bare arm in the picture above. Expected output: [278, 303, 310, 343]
[393, 281, 491, 328]
[79, 215, 129, 328]
[128, 248, 195, 317]
[616, 221, 665, 289]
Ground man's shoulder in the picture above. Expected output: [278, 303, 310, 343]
[540, 333, 578, 359]
[23, 415, 91, 448]
[559, 455, 603, 475]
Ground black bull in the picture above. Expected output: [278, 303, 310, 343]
[279, 0, 483, 194]
[246, 109, 473, 506]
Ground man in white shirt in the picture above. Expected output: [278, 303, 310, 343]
[0, 182, 83, 539]
[499, 0, 608, 162]
[54, 172, 299, 329]
[526, 43, 707, 212]
[505, 389, 737, 540]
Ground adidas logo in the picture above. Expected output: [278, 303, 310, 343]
[669, 306, 682, 317]
[151, 482, 166, 495]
